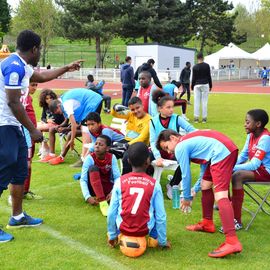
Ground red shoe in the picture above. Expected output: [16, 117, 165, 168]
[208, 241, 242, 258]
[186, 221, 215, 233]
[49, 156, 65, 165]
[40, 154, 55, 163]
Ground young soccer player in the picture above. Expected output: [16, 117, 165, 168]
[137, 71, 158, 117]
[156, 129, 242, 258]
[86, 112, 125, 152]
[80, 135, 120, 216]
[230, 109, 270, 229]
[107, 142, 171, 257]
[163, 80, 188, 121]
[111, 96, 151, 174]
[150, 90, 196, 199]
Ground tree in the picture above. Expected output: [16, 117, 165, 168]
[12, 0, 57, 66]
[56, 0, 121, 68]
[116, 0, 192, 45]
[186, 0, 244, 53]
[0, 0, 11, 44]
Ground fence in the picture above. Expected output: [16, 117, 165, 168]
[50, 67, 261, 82]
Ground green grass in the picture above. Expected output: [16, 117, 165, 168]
[0, 92, 270, 269]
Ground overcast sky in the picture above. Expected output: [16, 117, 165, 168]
[7, 0, 261, 12]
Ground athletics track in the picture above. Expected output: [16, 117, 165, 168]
[39, 79, 270, 99]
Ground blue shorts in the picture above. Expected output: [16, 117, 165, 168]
[0, 126, 28, 194]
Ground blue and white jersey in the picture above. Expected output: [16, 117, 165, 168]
[0, 53, 34, 126]
[61, 88, 103, 122]
[163, 83, 178, 97]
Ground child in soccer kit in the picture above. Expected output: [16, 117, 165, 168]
[137, 71, 158, 117]
[231, 109, 270, 229]
[85, 112, 125, 153]
[156, 129, 242, 258]
[80, 135, 120, 216]
[107, 142, 171, 257]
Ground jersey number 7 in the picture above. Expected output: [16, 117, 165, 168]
[130, 187, 144, 215]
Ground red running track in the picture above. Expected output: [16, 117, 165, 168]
[39, 79, 270, 98]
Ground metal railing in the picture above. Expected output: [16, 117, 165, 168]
[47, 67, 261, 82]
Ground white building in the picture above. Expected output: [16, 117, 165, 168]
[127, 43, 196, 80]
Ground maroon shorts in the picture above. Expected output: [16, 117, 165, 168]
[203, 150, 238, 192]
[254, 166, 270, 182]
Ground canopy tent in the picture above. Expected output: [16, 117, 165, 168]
[252, 43, 270, 67]
[205, 43, 256, 69]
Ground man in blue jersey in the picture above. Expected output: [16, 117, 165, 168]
[48, 88, 103, 165]
[0, 30, 83, 242]
[156, 129, 242, 258]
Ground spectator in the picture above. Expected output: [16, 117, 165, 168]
[134, 58, 163, 89]
[85, 74, 111, 113]
[191, 52, 212, 123]
[179, 62, 191, 104]
[120, 56, 135, 106]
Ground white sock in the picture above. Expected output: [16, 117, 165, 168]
[12, 213, 25, 220]
[49, 153, 56, 157]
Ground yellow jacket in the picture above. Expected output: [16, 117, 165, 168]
[111, 108, 151, 145]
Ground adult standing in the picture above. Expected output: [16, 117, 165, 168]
[120, 56, 135, 107]
[191, 53, 212, 123]
[179, 61, 191, 104]
[134, 58, 163, 90]
[0, 30, 83, 242]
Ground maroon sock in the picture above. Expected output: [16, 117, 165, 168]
[217, 198, 236, 237]
[89, 171, 105, 201]
[201, 189, 214, 220]
[232, 188, 244, 224]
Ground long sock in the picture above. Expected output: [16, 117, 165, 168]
[201, 189, 214, 220]
[232, 188, 244, 224]
[89, 171, 105, 201]
[217, 198, 236, 238]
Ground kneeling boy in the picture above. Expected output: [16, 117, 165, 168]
[107, 142, 170, 257]
[80, 135, 120, 216]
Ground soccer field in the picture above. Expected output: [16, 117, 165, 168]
[0, 93, 269, 270]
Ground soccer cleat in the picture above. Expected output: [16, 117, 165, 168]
[69, 159, 83, 168]
[147, 237, 158, 248]
[40, 154, 55, 163]
[187, 101, 192, 105]
[182, 115, 190, 121]
[186, 221, 216, 233]
[24, 191, 43, 200]
[202, 118, 207, 124]
[49, 156, 64, 165]
[166, 184, 173, 200]
[219, 219, 243, 234]
[208, 241, 242, 258]
[6, 212, 43, 229]
[0, 229, 14, 243]
[99, 201, 109, 217]
[194, 117, 199, 123]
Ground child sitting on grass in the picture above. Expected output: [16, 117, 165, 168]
[80, 135, 120, 216]
[107, 142, 171, 257]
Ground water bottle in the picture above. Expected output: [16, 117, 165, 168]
[172, 185, 180, 209]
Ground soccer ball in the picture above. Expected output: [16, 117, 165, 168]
[119, 235, 147, 258]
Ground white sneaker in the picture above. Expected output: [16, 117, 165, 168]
[166, 184, 173, 200]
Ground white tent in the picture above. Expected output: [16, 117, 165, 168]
[251, 43, 270, 67]
[205, 43, 256, 69]
[252, 43, 270, 60]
